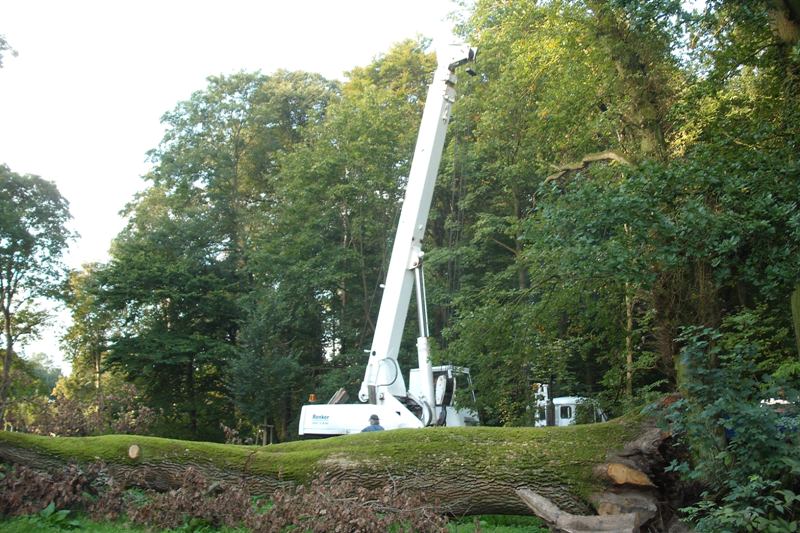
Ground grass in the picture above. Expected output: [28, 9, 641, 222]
[449, 514, 549, 532]
[0, 515, 147, 532]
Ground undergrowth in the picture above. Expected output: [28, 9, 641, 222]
[0, 515, 546, 533]
[0, 461, 452, 532]
[661, 318, 800, 532]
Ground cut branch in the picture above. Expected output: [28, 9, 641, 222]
[517, 488, 644, 533]
[546, 151, 632, 183]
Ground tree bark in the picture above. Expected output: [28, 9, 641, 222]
[625, 282, 635, 399]
[0, 418, 667, 518]
[791, 285, 800, 358]
[0, 290, 15, 427]
[517, 489, 644, 533]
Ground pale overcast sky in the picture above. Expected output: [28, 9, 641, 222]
[0, 0, 465, 373]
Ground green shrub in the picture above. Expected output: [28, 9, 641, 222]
[664, 316, 800, 531]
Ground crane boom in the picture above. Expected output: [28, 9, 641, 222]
[358, 43, 475, 422]
[298, 43, 477, 437]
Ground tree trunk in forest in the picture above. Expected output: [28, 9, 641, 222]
[186, 358, 198, 437]
[770, 0, 800, 100]
[0, 298, 15, 428]
[791, 285, 800, 358]
[513, 192, 529, 291]
[0, 418, 671, 519]
[769, 1, 800, 50]
[94, 352, 104, 416]
[625, 284, 634, 399]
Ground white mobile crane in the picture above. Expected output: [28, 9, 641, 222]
[298, 43, 478, 437]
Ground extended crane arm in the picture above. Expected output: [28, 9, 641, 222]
[358, 44, 476, 418]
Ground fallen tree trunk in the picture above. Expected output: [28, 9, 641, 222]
[0, 417, 659, 517]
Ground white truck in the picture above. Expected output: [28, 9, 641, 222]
[298, 43, 478, 437]
[533, 384, 608, 427]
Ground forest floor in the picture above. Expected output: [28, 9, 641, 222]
[0, 513, 548, 532]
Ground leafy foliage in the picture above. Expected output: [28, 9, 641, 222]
[3, 352, 61, 431]
[22, 502, 82, 530]
[25, 381, 157, 437]
[663, 313, 800, 530]
[0, 165, 72, 425]
[0, 463, 101, 516]
[83, 70, 341, 441]
[228, 288, 303, 440]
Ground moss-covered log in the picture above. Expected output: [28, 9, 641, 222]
[0, 418, 648, 516]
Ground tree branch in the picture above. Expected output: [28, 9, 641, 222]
[545, 151, 632, 183]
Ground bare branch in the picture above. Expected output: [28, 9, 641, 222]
[545, 150, 632, 183]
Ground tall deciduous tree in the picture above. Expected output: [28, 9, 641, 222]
[260, 40, 438, 408]
[229, 288, 303, 442]
[95, 71, 338, 439]
[62, 264, 118, 415]
[440, 0, 800, 422]
[437, 0, 650, 418]
[0, 165, 71, 425]
[99, 185, 240, 440]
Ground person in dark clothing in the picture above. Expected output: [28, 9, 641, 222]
[361, 414, 384, 432]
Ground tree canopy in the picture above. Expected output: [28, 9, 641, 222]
[42, 1, 797, 436]
[0, 165, 72, 426]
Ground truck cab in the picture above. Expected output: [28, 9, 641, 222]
[533, 384, 607, 427]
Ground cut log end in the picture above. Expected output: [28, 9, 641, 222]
[128, 444, 141, 460]
[595, 462, 655, 487]
[590, 488, 658, 523]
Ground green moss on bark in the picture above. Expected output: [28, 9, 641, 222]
[0, 417, 639, 500]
